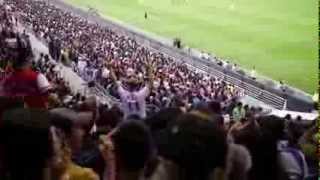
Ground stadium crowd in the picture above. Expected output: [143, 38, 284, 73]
[0, 1, 318, 180]
[8, 0, 244, 112]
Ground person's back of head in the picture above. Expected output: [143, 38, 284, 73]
[287, 121, 304, 147]
[112, 120, 154, 173]
[157, 113, 227, 180]
[145, 107, 182, 133]
[258, 115, 285, 141]
[9, 35, 34, 69]
[249, 115, 285, 180]
[0, 108, 52, 180]
[50, 108, 94, 153]
[284, 114, 292, 121]
[97, 105, 122, 131]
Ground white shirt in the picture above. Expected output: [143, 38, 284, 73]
[278, 142, 309, 179]
[117, 82, 150, 119]
[102, 68, 110, 79]
[37, 73, 51, 93]
[77, 60, 87, 73]
[278, 150, 308, 179]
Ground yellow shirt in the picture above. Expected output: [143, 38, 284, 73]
[66, 163, 99, 180]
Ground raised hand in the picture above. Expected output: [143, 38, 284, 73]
[99, 133, 117, 180]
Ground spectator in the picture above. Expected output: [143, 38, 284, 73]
[0, 2, 317, 180]
[5, 0, 242, 112]
[50, 108, 99, 180]
[0, 35, 52, 108]
[249, 116, 286, 180]
[278, 121, 309, 180]
[232, 102, 245, 122]
[250, 66, 256, 80]
[298, 124, 318, 179]
[100, 120, 155, 180]
[0, 109, 53, 180]
[154, 113, 228, 180]
[109, 59, 154, 119]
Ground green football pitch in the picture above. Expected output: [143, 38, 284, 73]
[66, 0, 318, 94]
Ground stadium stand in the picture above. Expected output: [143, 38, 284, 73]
[47, 0, 315, 112]
[0, 1, 318, 180]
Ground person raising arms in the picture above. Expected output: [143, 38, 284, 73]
[108, 55, 154, 120]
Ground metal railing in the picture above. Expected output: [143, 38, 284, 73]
[48, 0, 288, 109]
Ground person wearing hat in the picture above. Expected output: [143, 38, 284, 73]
[109, 59, 154, 120]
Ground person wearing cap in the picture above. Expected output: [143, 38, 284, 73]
[109, 58, 154, 120]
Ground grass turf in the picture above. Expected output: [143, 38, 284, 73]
[66, 0, 318, 94]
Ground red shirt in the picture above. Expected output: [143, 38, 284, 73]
[0, 68, 49, 108]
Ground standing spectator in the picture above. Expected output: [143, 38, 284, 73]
[109, 60, 154, 119]
[299, 124, 318, 179]
[77, 58, 87, 78]
[50, 108, 99, 180]
[0, 109, 54, 180]
[278, 122, 309, 180]
[48, 36, 55, 60]
[153, 113, 228, 180]
[100, 120, 155, 180]
[0, 35, 52, 108]
[144, 12, 148, 19]
[232, 102, 245, 122]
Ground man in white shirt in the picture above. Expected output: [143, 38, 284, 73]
[77, 59, 87, 77]
[109, 61, 154, 120]
[101, 65, 110, 79]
